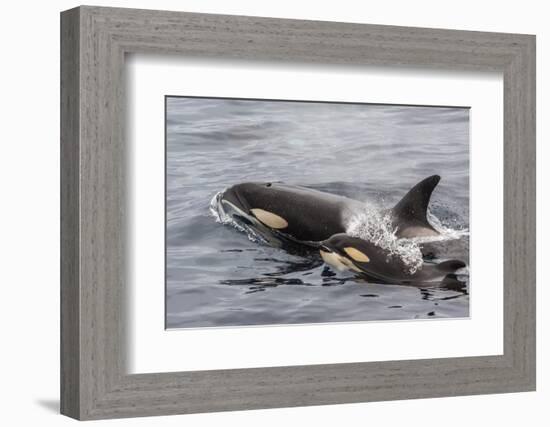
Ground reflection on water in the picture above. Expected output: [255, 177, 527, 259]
[166, 97, 470, 328]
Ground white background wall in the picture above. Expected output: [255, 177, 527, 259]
[0, 0, 546, 425]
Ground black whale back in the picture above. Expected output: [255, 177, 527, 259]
[247, 183, 355, 243]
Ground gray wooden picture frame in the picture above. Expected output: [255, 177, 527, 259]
[60, 5, 536, 421]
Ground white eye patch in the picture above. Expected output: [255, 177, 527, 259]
[343, 247, 370, 263]
[250, 208, 288, 229]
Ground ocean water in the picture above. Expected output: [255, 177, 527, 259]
[166, 97, 470, 328]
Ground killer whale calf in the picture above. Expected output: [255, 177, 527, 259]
[217, 175, 442, 247]
[319, 233, 466, 287]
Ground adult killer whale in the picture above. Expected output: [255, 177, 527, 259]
[217, 175, 441, 246]
[319, 233, 466, 287]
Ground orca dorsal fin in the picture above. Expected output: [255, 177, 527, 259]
[391, 175, 441, 237]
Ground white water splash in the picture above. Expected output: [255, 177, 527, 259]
[209, 191, 267, 244]
[209, 191, 231, 223]
[346, 205, 424, 274]
[420, 210, 470, 242]
[346, 203, 469, 274]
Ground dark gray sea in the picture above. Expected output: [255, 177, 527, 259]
[166, 97, 470, 328]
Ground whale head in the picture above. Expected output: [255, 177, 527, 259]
[220, 182, 290, 230]
[320, 233, 399, 280]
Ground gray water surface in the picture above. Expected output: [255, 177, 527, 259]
[166, 97, 470, 328]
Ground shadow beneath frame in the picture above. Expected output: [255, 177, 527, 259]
[35, 399, 59, 413]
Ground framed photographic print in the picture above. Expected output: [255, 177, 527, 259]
[164, 96, 471, 329]
[60, 6, 536, 420]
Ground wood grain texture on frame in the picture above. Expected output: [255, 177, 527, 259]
[60, 5, 536, 420]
